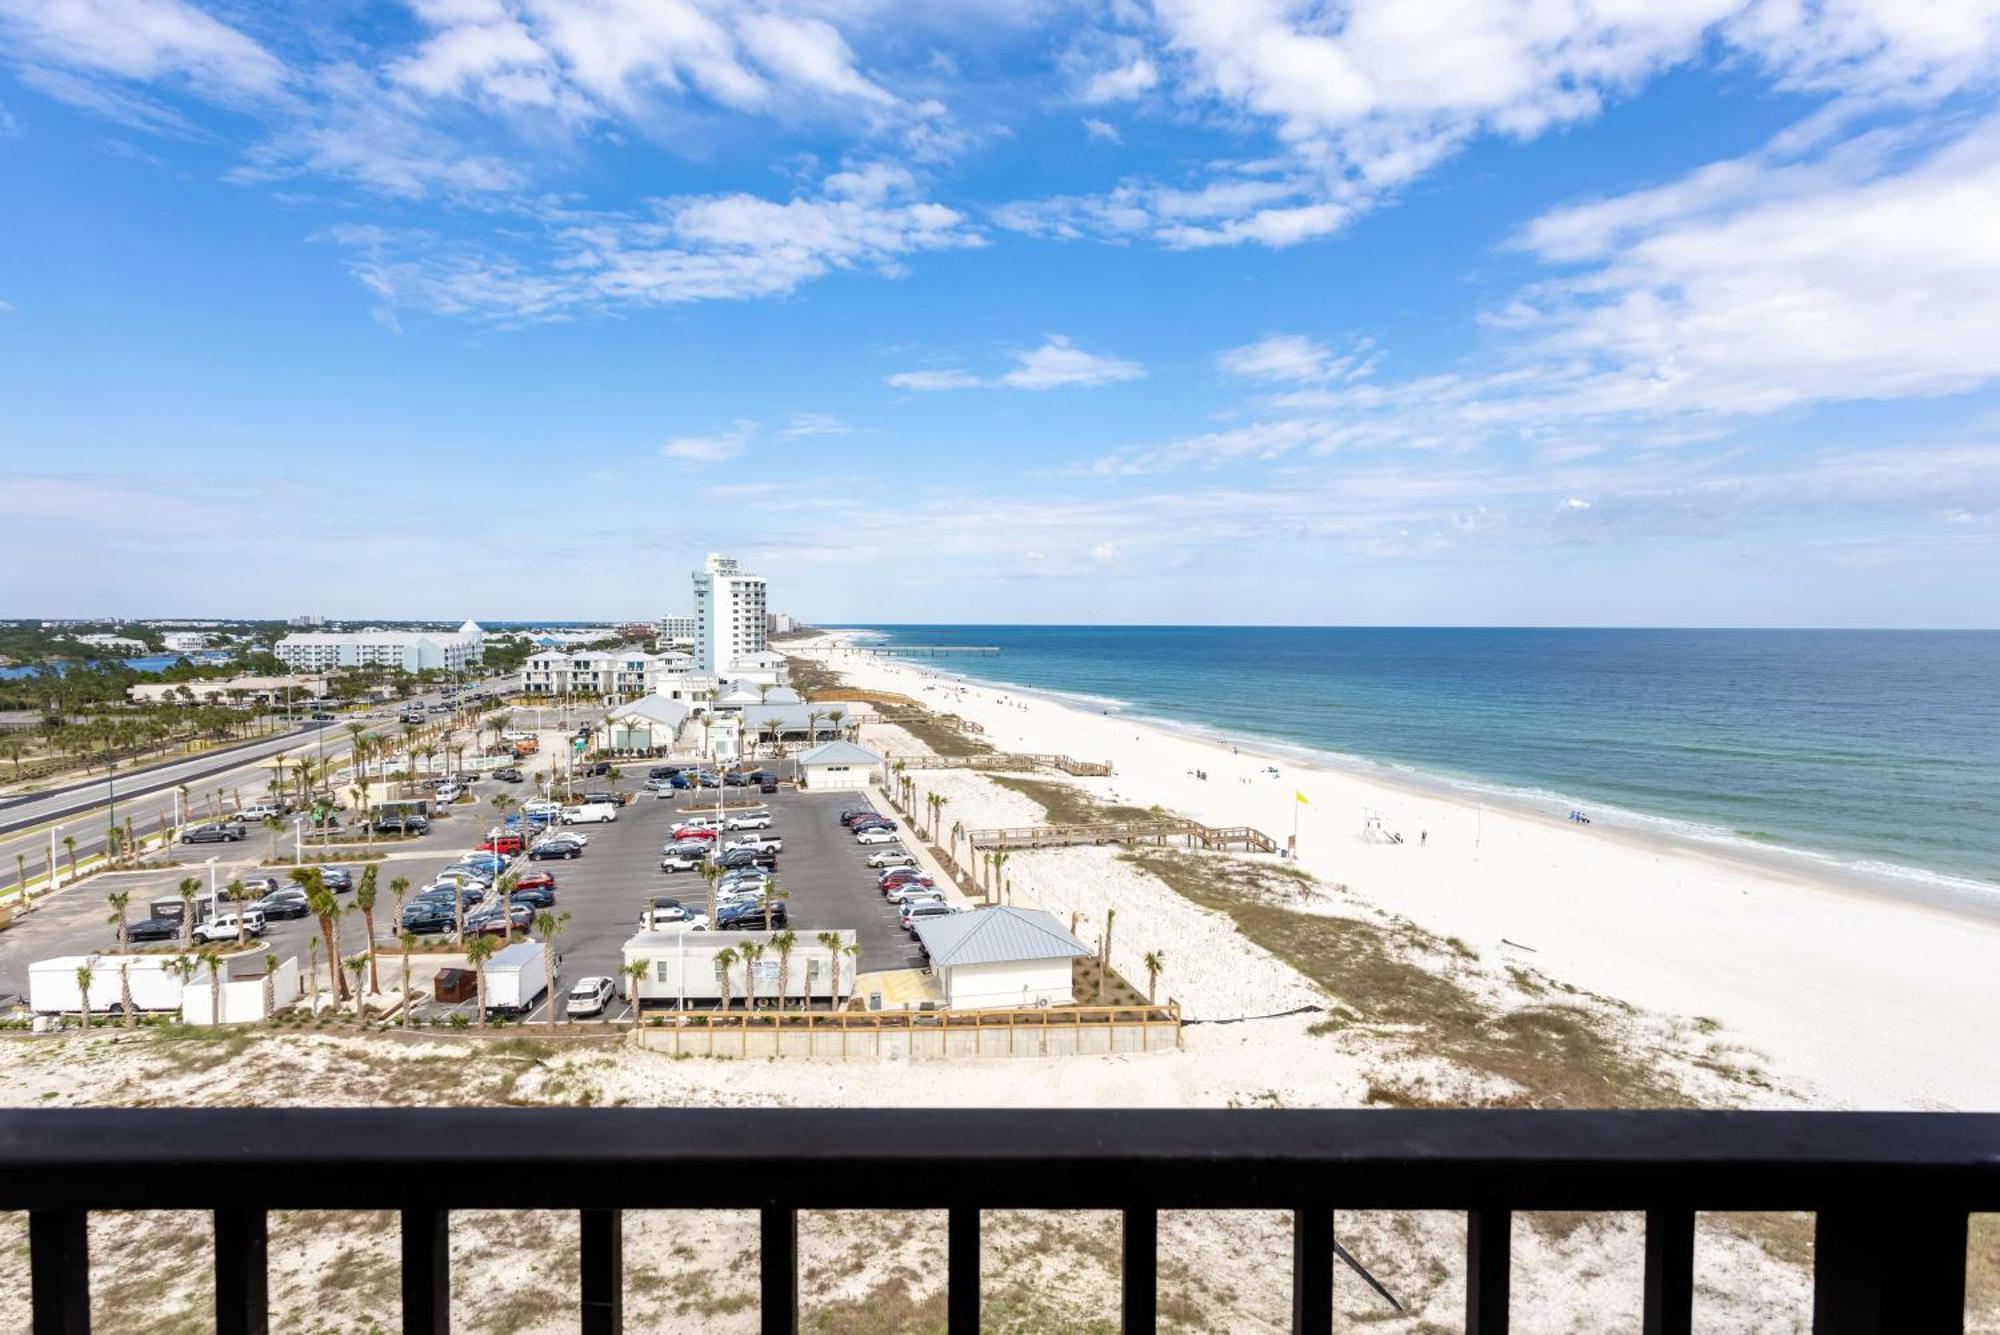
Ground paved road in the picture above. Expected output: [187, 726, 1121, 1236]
[0, 677, 524, 886]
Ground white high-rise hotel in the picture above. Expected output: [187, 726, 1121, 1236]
[691, 553, 766, 675]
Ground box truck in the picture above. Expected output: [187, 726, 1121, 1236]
[29, 954, 187, 1014]
[481, 941, 547, 1016]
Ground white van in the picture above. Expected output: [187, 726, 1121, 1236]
[562, 802, 619, 825]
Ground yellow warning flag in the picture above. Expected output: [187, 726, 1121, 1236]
[1295, 791, 1309, 805]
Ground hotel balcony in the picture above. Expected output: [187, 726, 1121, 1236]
[4, 1107, 1994, 1333]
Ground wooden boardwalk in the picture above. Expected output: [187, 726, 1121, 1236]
[891, 751, 1113, 777]
[966, 819, 1278, 854]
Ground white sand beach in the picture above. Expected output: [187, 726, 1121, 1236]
[800, 634, 2000, 1112]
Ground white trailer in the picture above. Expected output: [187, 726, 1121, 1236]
[482, 941, 548, 1015]
[29, 954, 187, 1014]
[623, 929, 856, 1010]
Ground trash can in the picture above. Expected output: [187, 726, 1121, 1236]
[433, 968, 476, 1004]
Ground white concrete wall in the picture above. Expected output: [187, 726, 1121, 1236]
[802, 762, 871, 790]
[943, 958, 1074, 1009]
[627, 930, 856, 1006]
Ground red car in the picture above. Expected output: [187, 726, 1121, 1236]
[670, 826, 719, 843]
[512, 871, 556, 892]
[479, 834, 524, 856]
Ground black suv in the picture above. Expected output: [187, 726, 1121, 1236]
[716, 901, 788, 929]
[375, 815, 431, 835]
[715, 847, 777, 870]
[126, 916, 181, 943]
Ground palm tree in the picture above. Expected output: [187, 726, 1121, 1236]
[948, 820, 964, 875]
[713, 948, 738, 1015]
[1143, 950, 1166, 1004]
[698, 860, 722, 935]
[355, 866, 381, 993]
[262, 954, 281, 1024]
[262, 815, 283, 862]
[758, 883, 789, 933]
[62, 835, 77, 884]
[533, 909, 570, 1032]
[306, 936, 320, 1012]
[816, 931, 844, 1011]
[398, 931, 419, 1026]
[739, 941, 765, 1012]
[227, 879, 248, 947]
[289, 866, 349, 1004]
[345, 956, 369, 1020]
[620, 960, 649, 1017]
[771, 929, 798, 1011]
[1098, 908, 1117, 1003]
[464, 934, 497, 1027]
[992, 850, 1011, 905]
[107, 890, 131, 951]
[118, 961, 134, 1028]
[74, 965, 93, 1029]
[176, 876, 199, 951]
[202, 949, 225, 1026]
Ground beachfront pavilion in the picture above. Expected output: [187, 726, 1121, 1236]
[912, 907, 1093, 1009]
[797, 740, 883, 790]
[595, 697, 690, 754]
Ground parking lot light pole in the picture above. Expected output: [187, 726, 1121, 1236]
[49, 824, 60, 892]
[292, 816, 305, 865]
[206, 856, 220, 917]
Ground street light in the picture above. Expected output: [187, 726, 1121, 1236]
[292, 816, 305, 866]
[206, 856, 220, 918]
[48, 823, 60, 893]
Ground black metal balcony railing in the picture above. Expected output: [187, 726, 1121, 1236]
[3, 1108, 1996, 1335]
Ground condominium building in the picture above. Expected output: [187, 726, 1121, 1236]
[523, 649, 689, 699]
[274, 621, 484, 674]
[658, 614, 697, 646]
[691, 553, 767, 676]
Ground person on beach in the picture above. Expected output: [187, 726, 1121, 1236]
[1421, 830, 1427, 847]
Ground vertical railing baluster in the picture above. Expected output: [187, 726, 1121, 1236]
[1123, 1207, 1158, 1334]
[29, 1209, 90, 1335]
[1813, 1206, 1967, 1335]
[760, 1205, 797, 1335]
[214, 1207, 269, 1335]
[580, 1209, 623, 1335]
[947, 1208, 980, 1334]
[1643, 1207, 1694, 1335]
[401, 1207, 450, 1335]
[1466, 1209, 1512, 1334]
[1291, 1207, 1333, 1335]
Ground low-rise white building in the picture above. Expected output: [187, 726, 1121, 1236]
[160, 631, 215, 653]
[526, 648, 686, 699]
[275, 621, 483, 674]
[912, 907, 1092, 1010]
[128, 674, 324, 706]
[797, 740, 882, 790]
[597, 697, 691, 753]
[623, 929, 858, 1009]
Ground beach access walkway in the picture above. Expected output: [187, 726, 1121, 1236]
[966, 818, 1278, 854]
[890, 751, 1114, 777]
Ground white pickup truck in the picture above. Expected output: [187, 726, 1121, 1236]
[725, 812, 773, 831]
[562, 802, 619, 825]
[725, 835, 783, 854]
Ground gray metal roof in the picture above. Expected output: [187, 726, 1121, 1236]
[606, 697, 689, 725]
[914, 906, 1092, 968]
[799, 740, 881, 765]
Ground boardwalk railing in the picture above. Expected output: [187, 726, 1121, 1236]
[968, 819, 1279, 853]
[891, 751, 1115, 777]
[3, 1108, 1993, 1334]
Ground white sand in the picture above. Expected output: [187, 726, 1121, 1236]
[803, 637, 2000, 1111]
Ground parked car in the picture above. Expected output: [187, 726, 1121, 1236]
[255, 891, 311, 920]
[511, 871, 556, 893]
[716, 900, 788, 930]
[715, 847, 777, 870]
[180, 823, 244, 844]
[866, 848, 917, 868]
[565, 976, 617, 1018]
[509, 888, 555, 910]
[237, 875, 283, 898]
[237, 801, 287, 822]
[457, 852, 509, 875]
[317, 867, 353, 892]
[759, 778, 779, 794]
[725, 812, 773, 831]
[493, 768, 525, 783]
[849, 817, 896, 834]
[669, 826, 719, 843]
[561, 803, 618, 825]
[125, 916, 181, 943]
[881, 874, 934, 895]
[725, 835, 783, 855]
[374, 814, 431, 835]
[855, 828, 899, 845]
[647, 765, 683, 780]
[886, 884, 946, 907]
[478, 834, 525, 857]
[529, 839, 583, 861]
[401, 907, 454, 935]
[659, 850, 705, 873]
[523, 799, 563, 817]
[902, 902, 958, 934]
[581, 761, 612, 777]
[466, 905, 533, 937]
[839, 810, 880, 827]
[723, 771, 749, 787]
[192, 910, 265, 944]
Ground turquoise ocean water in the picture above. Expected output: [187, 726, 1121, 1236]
[841, 626, 2000, 908]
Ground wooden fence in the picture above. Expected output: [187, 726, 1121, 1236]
[631, 1002, 1181, 1060]
[890, 752, 1114, 777]
[965, 819, 1278, 854]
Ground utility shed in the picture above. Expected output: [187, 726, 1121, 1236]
[797, 740, 882, 791]
[913, 907, 1091, 1010]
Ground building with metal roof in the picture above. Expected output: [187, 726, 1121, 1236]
[913, 906, 1091, 1009]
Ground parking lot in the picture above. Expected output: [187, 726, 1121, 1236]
[0, 738, 938, 1020]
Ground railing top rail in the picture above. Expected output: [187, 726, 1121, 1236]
[2, 1109, 1996, 1213]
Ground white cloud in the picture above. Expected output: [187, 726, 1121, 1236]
[662, 419, 757, 467]
[0, 0, 287, 100]
[321, 171, 981, 320]
[1218, 334, 1373, 384]
[885, 368, 985, 391]
[892, 336, 1146, 391]
[1000, 335, 1145, 389]
[1080, 116, 1121, 144]
[1078, 55, 1157, 103]
[1090, 540, 1120, 561]
[777, 412, 852, 438]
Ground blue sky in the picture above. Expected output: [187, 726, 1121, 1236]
[2, 0, 1998, 627]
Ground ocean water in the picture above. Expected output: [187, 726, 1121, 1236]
[841, 626, 2000, 902]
